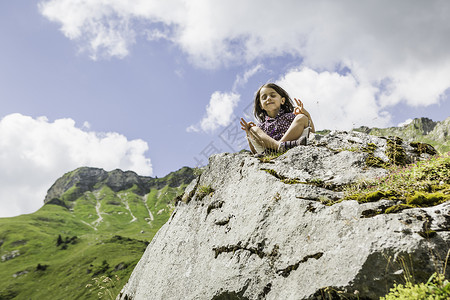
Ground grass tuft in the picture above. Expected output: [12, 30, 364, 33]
[344, 152, 450, 211]
[258, 150, 287, 163]
[197, 185, 215, 201]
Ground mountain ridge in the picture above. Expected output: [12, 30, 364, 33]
[44, 166, 194, 206]
[354, 116, 450, 153]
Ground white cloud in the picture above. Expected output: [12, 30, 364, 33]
[0, 113, 152, 217]
[276, 67, 391, 130]
[39, 0, 450, 108]
[188, 65, 263, 133]
[189, 92, 240, 133]
[233, 64, 264, 91]
[186, 125, 200, 133]
[145, 28, 171, 42]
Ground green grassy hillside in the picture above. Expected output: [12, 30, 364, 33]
[0, 167, 194, 300]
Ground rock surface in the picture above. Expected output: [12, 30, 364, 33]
[118, 131, 449, 300]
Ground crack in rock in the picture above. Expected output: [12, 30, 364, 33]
[212, 242, 279, 260]
[277, 252, 324, 278]
[211, 279, 251, 300]
[207, 200, 224, 216]
[182, 176, 200, 204]
[360, 203, 394, 218]
[257, 283, 272, 300]
[416, 211, 438, 238]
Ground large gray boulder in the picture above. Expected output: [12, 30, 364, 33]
[118, 131, 449, 300]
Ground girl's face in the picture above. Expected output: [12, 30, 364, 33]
[259, 87, 285, 117]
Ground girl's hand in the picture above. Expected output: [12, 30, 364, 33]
[293, 98, 315, 133]
[240, 118, 255, 132]
[293, 98, 304, 115]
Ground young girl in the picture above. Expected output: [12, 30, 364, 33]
[240, 83, 315, 154]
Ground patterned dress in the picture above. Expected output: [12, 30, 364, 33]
[257, 109, 296, 141]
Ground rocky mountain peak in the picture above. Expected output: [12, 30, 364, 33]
[44, 167, 107, 205]
[409, 117, 437, 134]
[102, 169, 148, 194]
[44, 166, 195, 208]
[354, 116, 449, 154]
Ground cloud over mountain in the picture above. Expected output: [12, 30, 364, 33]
[0, 113, 152, 217]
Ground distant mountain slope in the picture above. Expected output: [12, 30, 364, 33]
[0, 166, 195, 300]
[354, 117, 449, 154]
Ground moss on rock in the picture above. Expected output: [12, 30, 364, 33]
[346, 190, 398, 203]
[345, 153, 450, 213]
[410, 142, 438, 156]
[366, 154, 387, 168]
[385, 204, 415, 214]
[406, 191, 448, 207]
[386, 137, 408, 166]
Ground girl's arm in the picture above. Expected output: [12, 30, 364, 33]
[301, 108, 315, 133]
[240, 118, 257, 154]
[247, 139, 257, 154]
[293, 98, 315, 133]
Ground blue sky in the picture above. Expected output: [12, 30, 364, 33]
[1, 0, 449, 217]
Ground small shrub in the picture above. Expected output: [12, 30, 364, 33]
[410, 142, 438, 156]
[86, 275, 121, 299]
[91, 260, 111, 276]
[56, 235, 78, 249]
[386, 137, 408, 166]
[56, 235, 63, 246]
[381, 273, 450, 300]
[381, 251, 450, 300]
[193, 167, 205, 176]
[197, 185, 215, 201]
[36, 263, 49, 271]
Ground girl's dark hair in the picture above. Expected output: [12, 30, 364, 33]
[253, 83, 294, 123]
